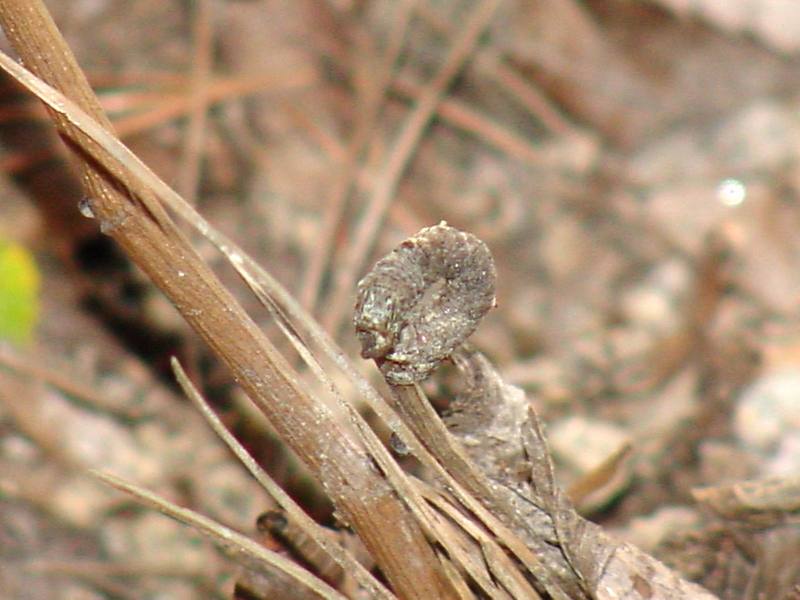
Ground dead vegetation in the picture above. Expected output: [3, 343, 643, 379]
[0, 1, 799, 599]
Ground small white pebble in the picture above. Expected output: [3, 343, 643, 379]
[716, 178, 746, 207]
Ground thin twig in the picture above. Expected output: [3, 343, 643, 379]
[387, 384, 574, 600]
[0, 346, 147, 420]
[415, 5, 574, 137]
[112, 68, 317, 138]
[91, 471, 348, 600]
[321, 0, 503, 335]
[479, 52, 574, 137]
[298, 0, 418, 311]
[391, 74, 543, 164]
[176, 0, 214, 204]
[0, 5, 455, 597]
[170, 357, 396, 600]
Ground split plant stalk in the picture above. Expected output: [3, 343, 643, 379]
[0, 2, 456, 598]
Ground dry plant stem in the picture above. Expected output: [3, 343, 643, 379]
[321, 0, 502, 335]
[479, 53, 574, 137]
[0, 3, 455, 598]
[387, 384, 574, 600]
[258, 510, 368, 593]
[417, 482, 540, 600]
[170, 358, 395, 600]
[389, 385, 500, 505]
[298, 0, 417, 311]
[414, 4, 575, 138]
[92, 471, 347, 600]
[112, 68, 317, 138]
[0, 46, 474, 598]
[0, 346, 146, 420]
[0, 42, 559, 599]
[391, 75, 543, 164]
[176, 0, 214, 204]
[438, 557, 477, 600]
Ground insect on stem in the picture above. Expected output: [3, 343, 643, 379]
[353, 222, 497, 385]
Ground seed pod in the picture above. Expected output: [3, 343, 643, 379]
[354, 222, 496, 385]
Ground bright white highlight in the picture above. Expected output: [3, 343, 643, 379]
[717, 178, 746, 207]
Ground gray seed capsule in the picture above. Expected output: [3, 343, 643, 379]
[354, 222, 496, 385]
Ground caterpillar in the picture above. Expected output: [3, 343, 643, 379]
[353, 222, 497, 385]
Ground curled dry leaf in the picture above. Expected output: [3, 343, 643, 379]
[448, 348, 720, 600]
[354, 222, 496, 385]
[355, 221, 720, 599]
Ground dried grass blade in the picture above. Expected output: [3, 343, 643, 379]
[91, 470, 348, 600]
[0, 49, 541, 596]
[0, 43, 453, 599]
[170, 358, 396, 600]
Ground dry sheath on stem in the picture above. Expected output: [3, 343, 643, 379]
[356, 225, 720, 600]
[355, 223, 580, 599]
[0, 2, 457, 598]
[0, 2, 724, 598]
[170, 358, 390, 599]
[0, 43, 478, 599]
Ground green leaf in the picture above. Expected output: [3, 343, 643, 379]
[0, 240, 40, 345]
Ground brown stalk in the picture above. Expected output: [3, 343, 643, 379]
[175, 0, 214, 204]
[391, 74, 544, 164]
[320, 0, 503, 335]
[297, 0, 418, 312]
[0, 2, 455, 598]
